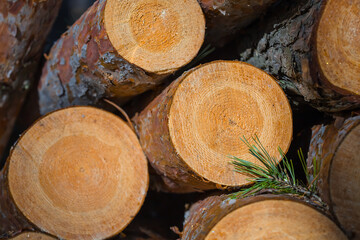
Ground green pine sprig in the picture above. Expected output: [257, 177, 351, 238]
[229, 136, 322, 204]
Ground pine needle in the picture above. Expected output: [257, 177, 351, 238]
[229, 136, 322, 204]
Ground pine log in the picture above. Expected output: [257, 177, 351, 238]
[198, 0, 278, 47]
[182, 194, 346, 240]
[237, 0, 360, 112]
[10, 232, 56, 240]
[0, 107, 148, 239]
[308, 116, 360, 239]
[38, 0, 205, 115]
[133, 60, 293, 193]
[0, 0, 61, 159]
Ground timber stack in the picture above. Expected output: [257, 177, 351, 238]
[0, 0, 358, 239]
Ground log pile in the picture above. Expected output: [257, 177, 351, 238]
[0, 0, 359, 239]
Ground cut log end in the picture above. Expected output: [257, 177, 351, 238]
[168, 61, 292, 186]
[330, 124, 360, 236]
[104, 0, 205, 73]
[10, 232, 56, 240]
[316, 0, 360, 95]
[7, 107, 148, 239]
[205, 200, 347, 240]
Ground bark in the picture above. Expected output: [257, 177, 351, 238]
[199, 0, 278, 47]
[237, 0, 360, 112]
[38, 0, 205, 115]
[0, 0, 61, 159]
[0, 166, 35, 238]
[133, 70, 217, 193]
[308, 115, 360, 239]
[182, 194, 345, 240]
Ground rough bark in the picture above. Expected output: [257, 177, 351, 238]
[38, 0, 205, 115]
[182, 194, 346, 240]
[0, 166, 35, 239]
[133, 71, 217, 193]
[237, 0, 360, 112]
[199, 0, 278, 47]
[308, 115, 360, 239]
[0, 0, 61, 159]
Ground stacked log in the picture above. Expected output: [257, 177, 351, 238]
[38, 0, 205, 114]
[10, 232, 55, 240]
[198, 0, 278, 46]
[308, 116, 360, 238]
[0, 0, 61, 159]
[182, 194, 346, 240]
[0, 107, 148, 239]
[237, 0, 360, 112]
[133, 60, 293, 192]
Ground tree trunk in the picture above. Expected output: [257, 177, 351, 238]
[9, 232, 56, 240]
[0, 0, 62, 160]
[38, 0, 205, 115]
[182, 194, 346, 240]
[133, 60, 293, 193]
[308, 115, 360, 239]
[1, 107, 148, 239]
[237, 0, 360, 112]
[198, 0, 278, 47]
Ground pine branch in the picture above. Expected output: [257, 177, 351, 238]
[229, 136, 324, 207]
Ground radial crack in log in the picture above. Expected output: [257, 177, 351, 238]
[1, 107, 148, 239]
[133, 60, 293, 192]
[38, 0, 205, 114]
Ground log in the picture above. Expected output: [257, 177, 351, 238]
[38, 0, 205, 115]
[133, 60, 293, 193]
[182, 194, 347, 240]
[198, 0, 277, 47]
[308, 116, 360, 239]
[237, 0, 360, 112]
[10, 232, 56, 240]
[0, 107, 148, 239]
[0, 0, 61, 159]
